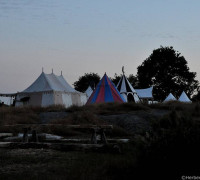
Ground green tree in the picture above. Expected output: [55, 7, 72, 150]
[128, 74, 139, 88]
[137, 46, 199, 101]
[111, 73, 122, 86]
[73, 73, 100, 92]
[191, 91, 200, 102]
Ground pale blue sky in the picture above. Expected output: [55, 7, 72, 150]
[0, 0, 200, 93]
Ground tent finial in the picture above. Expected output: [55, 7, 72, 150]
[122, 66, 125, 75]
[42, 67, 44, 73]
[61, 70, 62, 76]
[52, 68, 53, 74]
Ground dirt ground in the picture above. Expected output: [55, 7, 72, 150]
[0, 146, 137, 180]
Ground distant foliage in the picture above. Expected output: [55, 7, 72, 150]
[73, 73, 100, 92]
[137, 46, 199, 101]
[111, 73, 122, 86]
[128, 74, 139, 88]
[191, 90, 200, 102]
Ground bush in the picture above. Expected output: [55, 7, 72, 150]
[141, 107, 200, 178]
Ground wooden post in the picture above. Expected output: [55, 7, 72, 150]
[100, 128, 108, 144]
[23, 128, 30, 142]
[91, 128, 97, 144]
[32, 130, 38, 142]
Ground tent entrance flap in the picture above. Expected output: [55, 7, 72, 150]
[20, 97, 30, 102]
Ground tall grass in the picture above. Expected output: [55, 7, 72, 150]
[1, 103, 149, 125]
[140, 106, 200, 178]
[149, 101, 196, 111]
[66, 102, 150, 114]
[1, 103, 200, 178]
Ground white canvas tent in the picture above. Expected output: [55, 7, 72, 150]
[164, 93, 177, 102]
[85, 86, 93, 99]
[117, 74, 140, 102]
[135, 87, 154, 103]
[0, 96, 13, 105]
[0, 93, 16, 106]
[178, 91, 192, 103]
[135, 87, 153, 99]
[15, 72, 87, 107]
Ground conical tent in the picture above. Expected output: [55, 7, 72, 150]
[87, 73, 125, 104]
[117, 74, 140, 102]
[164, 93, 177, 102]
[178, 91, 191, 103]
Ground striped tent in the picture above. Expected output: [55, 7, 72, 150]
[87, 73, 125, 104]
[117, 74, 140, 102]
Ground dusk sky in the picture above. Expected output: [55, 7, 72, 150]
[1, 0, 200, 94]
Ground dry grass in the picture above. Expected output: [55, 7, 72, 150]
[1, 102, 200, 137]
[0, 144, 139, 180]
[149, 101, 196, 111]
[0, 107, 39, 125]
[50, 111, 104, 125]
[1, 103, 200, 179]
[66, 102, 149, 115]
[0, 105, 66, 125]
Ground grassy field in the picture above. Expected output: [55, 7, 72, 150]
[0, 102, 200, 179]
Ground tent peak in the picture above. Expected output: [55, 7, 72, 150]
[179, 91, 191, 102]
[164, 93, 176, 102]
[22, 71, 76, 93]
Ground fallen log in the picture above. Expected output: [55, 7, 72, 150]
[0, 142, 11, 148]
[9, 142, 50, 149]
[0, 142, 121, 153]
[3, 133, 62, 142]
[58, 138, 129, 143]
[0, 133, 13, 138]
[2, 124, 113, 129]
[50, 143, 121, 153]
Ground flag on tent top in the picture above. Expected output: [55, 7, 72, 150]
[86, 73, 125, 104]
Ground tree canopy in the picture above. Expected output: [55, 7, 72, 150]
[137, 46, 199, 101]
[111, 74, 121, 86]
[73, 73, 100, 92]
